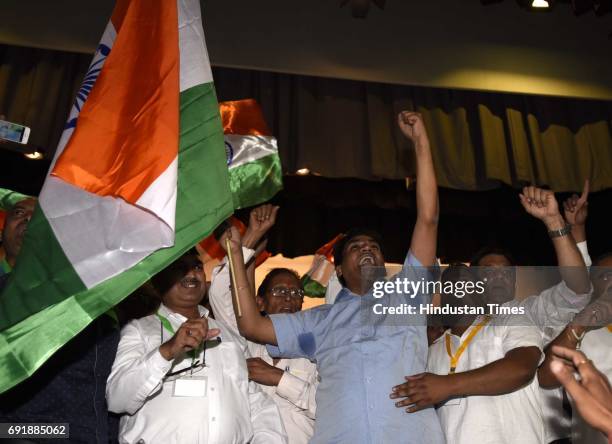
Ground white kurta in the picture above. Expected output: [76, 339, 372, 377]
[571, 326, 612, 444]
[427, 314, 545, 444]
[209, 248, 318, 444]
[505, 242, 592, 442]
[106, 304, 287, 444]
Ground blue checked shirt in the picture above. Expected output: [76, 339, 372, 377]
[267, 253, 445, 444]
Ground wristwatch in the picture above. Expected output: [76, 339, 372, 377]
[548, 224, 572, 239]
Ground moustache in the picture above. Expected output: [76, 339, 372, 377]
[180, 277, 201, 289]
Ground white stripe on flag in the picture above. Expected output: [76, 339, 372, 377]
[40, 178, 174, 288]
[178, 0, 213, 90]
[225, 134, 278, 170]
[135, 157, 178, 230]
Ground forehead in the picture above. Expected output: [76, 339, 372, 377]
[10, 199, 36, 214]
[594, 256, 612, 268]
[478, 253, 511, 267]
[345, 235, 380, 248]
[268, 272, 301, 288]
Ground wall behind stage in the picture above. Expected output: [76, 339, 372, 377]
[0, 0, 611, 100]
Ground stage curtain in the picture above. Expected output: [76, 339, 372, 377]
[1, 44, 611, 192]
[0, 44, 90, 152]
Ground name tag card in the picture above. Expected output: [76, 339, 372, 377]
[173, 376, 207, 397]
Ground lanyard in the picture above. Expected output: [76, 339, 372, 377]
[445, 316, 492, 374]
[156, 312, 204, 363]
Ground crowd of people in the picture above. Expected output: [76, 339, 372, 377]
[0, 112, 610, 443]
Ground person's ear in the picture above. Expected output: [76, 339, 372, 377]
[256, 296, 266, 311]
[335, 265, 342, 278]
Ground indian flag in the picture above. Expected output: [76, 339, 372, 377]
[0, 0, 233, 393]
[302, 234, 344, 297]
[221, 99, 283, 209]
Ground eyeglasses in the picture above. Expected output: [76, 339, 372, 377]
[269, 286, 305, 299]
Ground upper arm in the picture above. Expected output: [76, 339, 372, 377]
[504, 346, 541, 371]
[250, 315, 278, 346]
[106, 321, 171, 414]
[501, 320, 543, 372]
[267, 308, 325, 360]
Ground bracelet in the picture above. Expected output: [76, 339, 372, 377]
[548, 224, 572, 239]
[566, 327, 586, 350]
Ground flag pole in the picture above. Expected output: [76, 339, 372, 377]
[225, 237, 243, 317]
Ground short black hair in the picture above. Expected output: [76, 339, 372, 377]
[333, 228, 383, 267]
[441, 262, 474, 283]
[257, 268, 302, 299]
[469, 247, 516, 267]
[592, 251, 612, 267]
[151, 248, 200, 297]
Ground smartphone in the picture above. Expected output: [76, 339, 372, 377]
[0, 119, 30, 144]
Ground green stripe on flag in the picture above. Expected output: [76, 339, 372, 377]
[0, 82, 233, 393]
[301, 275, 328, 298]
[0, 205, 86, 328]
[229, 153, 283, 209]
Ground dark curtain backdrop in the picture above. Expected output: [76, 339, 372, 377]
[2, 44, 612, 263]
[1, 43, 612, 192]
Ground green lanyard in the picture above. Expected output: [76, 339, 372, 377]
[156, 312, 203, 362]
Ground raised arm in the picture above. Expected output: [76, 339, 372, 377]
[226, 226, 278, 345]
[519, 186, 590, 295]
[563, 179, 589, 244]
[209, 205, 277, 335]
[398, 112, 439, 267]
[392, 346, 541, 412]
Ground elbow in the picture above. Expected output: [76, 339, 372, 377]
[416, 211, 439, 228]
[514, 364, 538, 388]
[237, 321, 255, 340]
[417, 200, 439, 227]
[537, 371, 560, 390]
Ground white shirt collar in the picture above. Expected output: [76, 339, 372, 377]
[158, 303, 209, 324]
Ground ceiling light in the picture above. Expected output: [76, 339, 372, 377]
[532, 0, 550, 7]
[296, 168, 310, 176]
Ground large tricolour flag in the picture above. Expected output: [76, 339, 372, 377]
[0, 0, 233, 393]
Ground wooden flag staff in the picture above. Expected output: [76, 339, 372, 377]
[225, 237, 243, 317]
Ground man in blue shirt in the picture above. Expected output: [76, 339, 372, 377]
[226, 112, 445, 443]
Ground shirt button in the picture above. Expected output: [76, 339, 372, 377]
[211, 417, 216, 422]
[210, 387, 215, 391]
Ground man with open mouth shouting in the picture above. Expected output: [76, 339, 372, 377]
[224, 112, 445, 444]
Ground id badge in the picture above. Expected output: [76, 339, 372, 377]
[173, 376, 207, 397]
